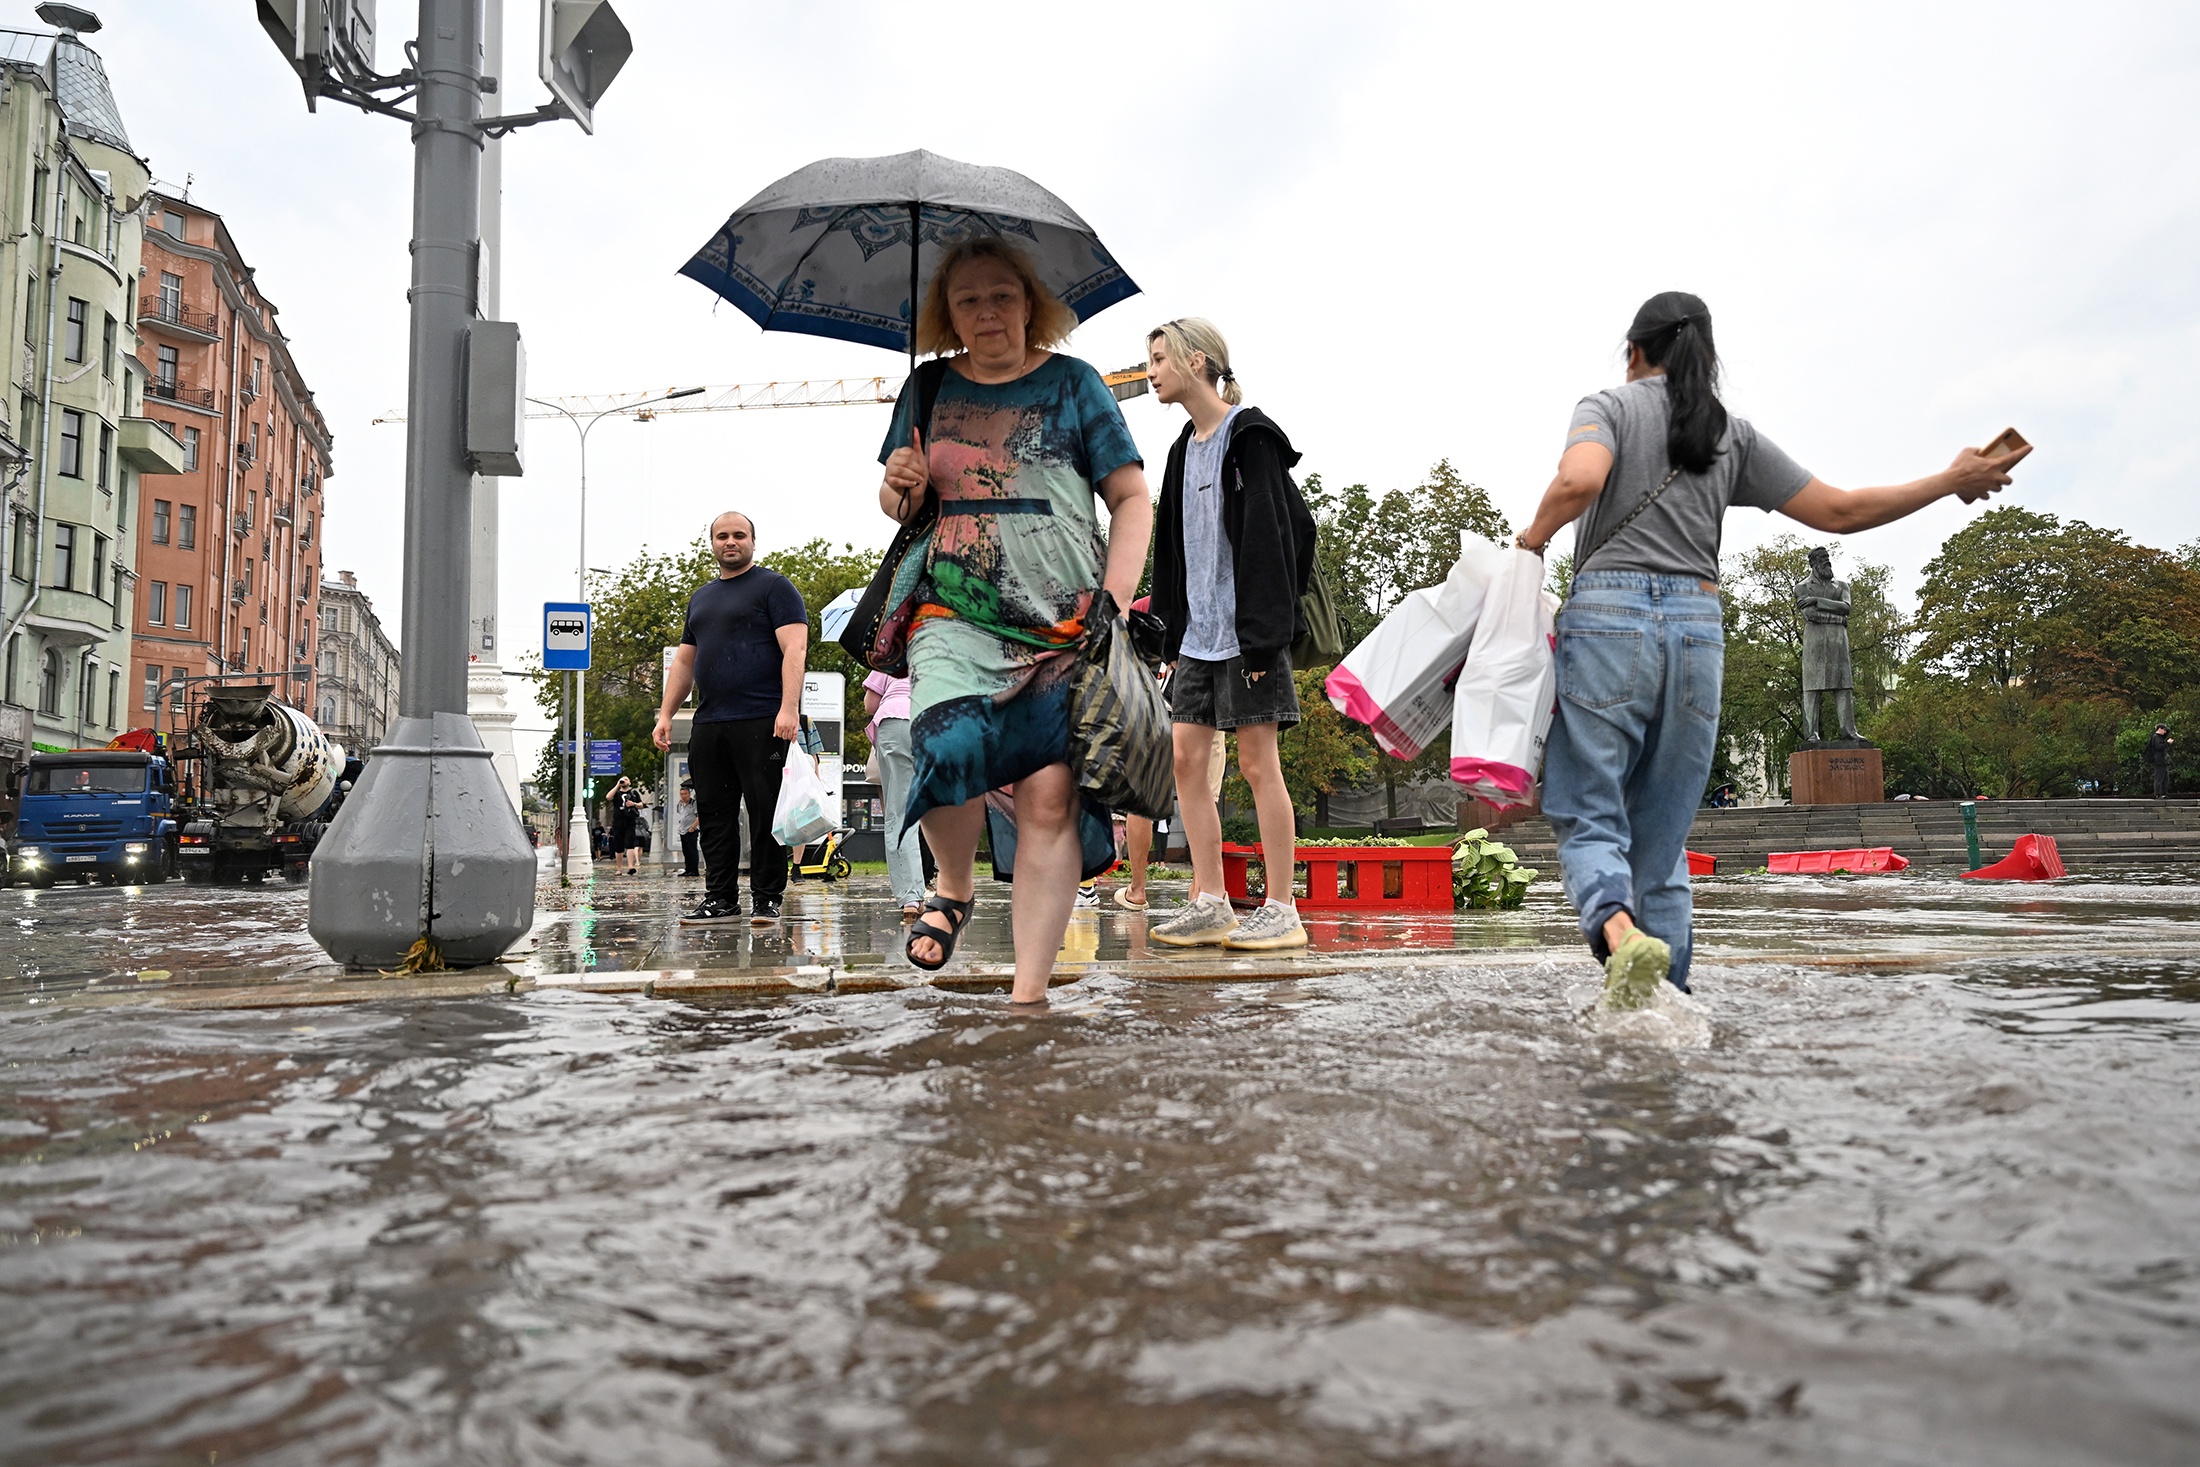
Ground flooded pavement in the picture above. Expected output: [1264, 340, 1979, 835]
[2, 868, 2199, 1463]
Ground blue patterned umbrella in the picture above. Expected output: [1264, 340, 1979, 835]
[678, 150, 1140, 363]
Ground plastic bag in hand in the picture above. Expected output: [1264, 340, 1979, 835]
[771, 755, 836, 847]
[1449, 548, 1558, 809]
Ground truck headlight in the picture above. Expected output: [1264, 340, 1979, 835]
[124, 842, 149, 856]
[16, 846, 40, 860]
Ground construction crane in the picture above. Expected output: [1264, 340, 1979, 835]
[370, 365, 1150, 425]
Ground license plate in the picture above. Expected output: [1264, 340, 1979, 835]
[65, 854, 96, 863]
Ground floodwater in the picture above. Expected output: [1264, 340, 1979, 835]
[2, 873, 2199, 1463]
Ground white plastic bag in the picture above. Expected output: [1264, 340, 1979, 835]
[1325, 535, 1501, 759]
[771, 755, 836, 847]
[1449, 548, 1559, 809]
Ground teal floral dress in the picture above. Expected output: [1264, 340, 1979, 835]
[876, 353, 1141, 876]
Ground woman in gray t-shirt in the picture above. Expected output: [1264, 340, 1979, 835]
[1513, 291, 2030, 1008]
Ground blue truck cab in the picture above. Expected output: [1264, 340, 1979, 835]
[10, 750, 180, 886]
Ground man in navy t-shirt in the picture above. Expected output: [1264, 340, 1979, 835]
[653, 510, 808, 925]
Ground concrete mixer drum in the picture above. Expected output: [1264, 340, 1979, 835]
[193, 685, 345, 833]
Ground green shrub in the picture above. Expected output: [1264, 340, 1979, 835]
[1453, 829, 1536, 910]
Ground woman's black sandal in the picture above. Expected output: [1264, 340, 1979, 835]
[905, 893, 975, 972]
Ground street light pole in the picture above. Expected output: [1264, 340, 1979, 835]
[528, 386, 700, 881]
[307, 0, 536, 969]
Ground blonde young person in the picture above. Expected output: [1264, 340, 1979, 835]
[877, 237, 1153, 1008]
[1143, 320, 1317, 951]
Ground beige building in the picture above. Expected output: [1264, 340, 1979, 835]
[317, 569, 396, 755]
[0, 17, 187, 813]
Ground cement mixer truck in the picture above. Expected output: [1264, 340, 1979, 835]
[171, 684, 354, 883]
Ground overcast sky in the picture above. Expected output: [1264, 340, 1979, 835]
[16, 1, 2198, 773]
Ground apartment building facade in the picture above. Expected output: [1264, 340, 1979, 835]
[316, 570, 395, 756]
[133, 185, 333, 733]
[0, 22, 187, 811]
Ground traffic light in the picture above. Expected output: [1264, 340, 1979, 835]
[537, 1, 631, 136]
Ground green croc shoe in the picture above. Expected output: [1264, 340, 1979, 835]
[1602, 930, 1673, 1010]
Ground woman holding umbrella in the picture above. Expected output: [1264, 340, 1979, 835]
[878, 236, 1152, 1006]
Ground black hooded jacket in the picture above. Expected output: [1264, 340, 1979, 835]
[1150, 407, 1316, 675]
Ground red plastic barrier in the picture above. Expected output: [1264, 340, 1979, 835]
[1220, 843, 1457, 912]
[1767, 846, 1911, 875]
[1961, 833, 2065, 881]
[1686, 850, 1716, 877]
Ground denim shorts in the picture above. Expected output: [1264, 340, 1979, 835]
[1169, 652, 1301, 730]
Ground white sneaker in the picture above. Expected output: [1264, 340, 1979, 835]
[1222, 901, 1308, 951]
[1151, 894, 1241, 947]
[1075, 883, 1099, 908]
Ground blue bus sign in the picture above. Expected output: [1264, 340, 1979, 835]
[543, 602, 591, 670]
[587, 739, 622, 776]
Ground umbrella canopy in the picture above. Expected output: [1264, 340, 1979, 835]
[678, 149, 1139, 358]
[818, 587, 863, 645]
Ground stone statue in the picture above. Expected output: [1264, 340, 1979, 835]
[1793, 545, 1859, 742]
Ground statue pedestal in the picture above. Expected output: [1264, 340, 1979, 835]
[1789, 743, 1883, 805]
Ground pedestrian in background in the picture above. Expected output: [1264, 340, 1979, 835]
[1514, 291, 2030, 1006]
[607, 775, 644, 874]
[2149, 723, 2174, 799]
[1144, 319, 1316, 952]
[676, 782, 701, 878]
[878, 236, 1151, 1007]
[864, 670, 926, 918]
[653, 510, 809, 927]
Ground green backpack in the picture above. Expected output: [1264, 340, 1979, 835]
[1292, 534, 1347, 669]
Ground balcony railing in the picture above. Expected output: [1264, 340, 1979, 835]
[139, 298, 219, 336]
[232, 512, 250, 538]
[229, 581, 247, 606]
[147, 380, 214, 407]
[273, 504, 293, 527]
[236, 441, 255, 467]
[239, 377, 259, 404]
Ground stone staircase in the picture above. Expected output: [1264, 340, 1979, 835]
[1489, 798, 2200, 872]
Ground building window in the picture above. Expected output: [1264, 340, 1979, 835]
[101, 313, 116, 378]
[38, 648, 60, 716]
[174, 581, 191, 629]
[182, 427, 200, 472]
[52, 523, 75, 589]
[243, 561, 253, 594]
[143, 664, 160, 710]
[3, 633, 14, 700]
[65, 297, 87, 362]
[240, 626, 251, 661]
[9, 512, 28, 576]
[81, 657, 96, 725]
[146, 580, 166, 624]
[177, 502, 196, 548]
[164, 207, 186, 239]
[158, 271, 182, 315]
[20, 276, 32, 344]
[152, 499, 170, 544]
[171, 666, 188, 712]
[156, 344, 178, 387]
[107, 669, 119, 728]
[59, 409, 82, 477]
[97, 422, 112, 491]
[92, 534, 108, 598]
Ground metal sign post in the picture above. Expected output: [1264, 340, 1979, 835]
[542, 601, 591, 877]
[278, 0, 632, 968]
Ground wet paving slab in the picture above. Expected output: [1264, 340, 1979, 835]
[5, 861, 2200, 1462]
[8, 853, 2200, 1010]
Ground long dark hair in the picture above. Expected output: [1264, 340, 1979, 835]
[1628, 291, 1726, 474]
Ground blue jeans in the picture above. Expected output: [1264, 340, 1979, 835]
[1541, 572, 1724, 991]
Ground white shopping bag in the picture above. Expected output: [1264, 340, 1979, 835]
[771, 755, 836, 847]
[1449, 548, 1559, 809]
[1326, 535, 1501, 759]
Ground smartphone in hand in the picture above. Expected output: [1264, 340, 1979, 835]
[1983, 427, 2030, 459]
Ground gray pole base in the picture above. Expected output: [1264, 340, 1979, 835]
[308, 713, 537, 968]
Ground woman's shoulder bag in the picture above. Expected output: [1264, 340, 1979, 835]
[837, 359, 952, 674]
